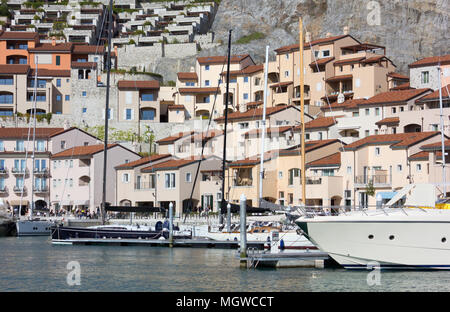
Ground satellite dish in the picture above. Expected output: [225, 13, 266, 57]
[337, 93, 345, 104]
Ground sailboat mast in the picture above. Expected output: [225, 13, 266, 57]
[101, 0, 113, 225]
[299, 17, 306, 205]
[258, 46, 269, 206]
[438, 64, 447, 197]
[220, 30, 232, 218]
[30, 55, 38, 219]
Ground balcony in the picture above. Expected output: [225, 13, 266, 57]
[33, 168, 49, 176]
[11, 167, 28, 175]
[33, 186, 49, 193]
[0, 168, 7, 175]
[354, 175, 391, 188]
[13, 147, 26, 152]
[134, 182, 155, 190]
[233, 177, 253, 187]
[13, 185, 26, 193]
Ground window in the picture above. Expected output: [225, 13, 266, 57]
[0, 93, 13, 104]
[82, 108, 87, 114]
[375, 107, 380, 116]
[322, 169, 334, 176]
[205, 65, 210, 71]
[391, 107, 396, 114]
[365, 130, 370, 137]
[305, 133, 310, 140]
[392, 127, 397, 134]
[205, 80, 210, 86]
[243, 93, 248, 100]
[289, 193, 293, 205]
[65, 95, 70, 101]
[255, 78, 260, 86]
[186, 173, 192, 182]
[165, 173, 176, 189]
[347, 166, 352, 174]
[340, 66, 343, 72]
[397, 164, 402, 172]
[318, 132, 323, 140]
[284, 71, 289, 78]
[125, 109, 132, 120]
[421, 71, 429, 84]
[352, 111, 359, 117]
[0, 77, 13, 85]
[375, 129, 379, 135]
[56, 55, 60, 66]
[285, 54, 289, 59]
[322, 50, 330, 57]
[365, 108, 370, 116]
[375, 147, 380, 156]
[239, 122, 249, 129]
[56, 79, 61, 87]
[122, 173, 129, 183]
[185, 82, 195, 86]
[230, 78, 237, 83]
[69, 160, 73, 168]
[279, 191, 284, 199]
[141, 93, 154, 101]
[82, 91, 87, 97]
[56, 95, 61, 101]
[314, 51, 319, 58]
[278, 171, 283, 179]
[16, 140, 24, 152]
[36, 140, 45, 152]
[141, 109, 155, 120]
[244, 77, 249, 83]
[203, 96, 210, 103]
[416, 164, 422, 172]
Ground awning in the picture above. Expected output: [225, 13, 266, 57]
[337, 125, 360, 130]
[60, 200, 73, 206]
[10, 200, 29, 206]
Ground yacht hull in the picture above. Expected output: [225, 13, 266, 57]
[296, 209, 450, 270]
[16, 220, 54, 236]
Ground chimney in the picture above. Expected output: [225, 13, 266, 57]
[343, 26, 350, 35]
[305, 32, 312, 43]
[326, 32, 332, 38]
[190, 66, 195, 72]
[51, 36, 56, 46]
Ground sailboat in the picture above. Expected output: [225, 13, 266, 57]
[51, 0, 191, 242]
[15, 55, 55, 236]
[295, 59, 450, 269]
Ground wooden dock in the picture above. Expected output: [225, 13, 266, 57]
[52, 237, 266, 250]
[242, 249, 331, 269]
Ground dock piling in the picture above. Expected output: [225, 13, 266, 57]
[169, 202, 173, 247]
[239, 194, 247, 268]
[226, 203, 231, 233]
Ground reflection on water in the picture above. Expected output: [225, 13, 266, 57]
[1, 237, 450, 292]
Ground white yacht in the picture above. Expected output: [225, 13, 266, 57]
[295, 184, 450, 269]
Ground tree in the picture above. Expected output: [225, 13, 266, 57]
[366, 181, 376, 197]
[0, 0, 11, 18]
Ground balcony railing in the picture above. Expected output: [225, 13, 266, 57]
[0, 168, 7, 175]
[13, 185, 26, 193]
[33, 186, 49, 193]
[134, 182, 155, 190]
[233, 177, 253, 187]
[11, 167, 28, 175]
[355, 175, 390, 186]
[33, 168, 48, 175]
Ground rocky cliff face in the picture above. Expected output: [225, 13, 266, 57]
[155, 0, 448, 81]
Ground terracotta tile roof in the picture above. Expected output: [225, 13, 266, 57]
[177, 72, 198, 80]
[30, 69, 71, 77]
[28, 42, 73, 52]
[197, 54, 250, 65]
[214, 105, 294, 122]
[0, 64, 30, 74]
[309, 57, 335, 67]
[408, 151, 430, 161]
[178, 87, 220, 94]
[361, 88, 432, 105]
[117, 80, 160, 89]
[343, 132, 440, 151]
[390, 82, 412, 90]
[387, 72, 410, 80]
[304, 116, 339, 129]
[375, 117, 400, 126]
[270, 81, 293, 88]
[361, 55, 388, 63]
[221, 64, 264, 76]
[416, 84, 450, 102]
[307, 152, 341, 167]
[141, 156, 204, 172]
[52, 144, 117, 158]
[157, 131, 195, 144]
[0, 31, 39, 40]
[275, 35, 354, 54]
[320, 98, 368, 111]
[420, 140, 450, 151]
[409, 54, 450, 68]
[0, 127, 64, 139]
[191, 130, 223, 142]
[333, 57, 366, 65]
[246, 101, 263, 109]
[325, 74, 353, 82]
[71, 62, 97, 69]
[115, 154, 172, 170]
[72, 44, 105, 54]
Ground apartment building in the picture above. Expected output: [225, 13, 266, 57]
[117, 80, 161, 122]
[0, 126, 100, 214]
[115, 153, 172, 207]
[51, 143, 140, 213]
[225, 139, 343, 207]
[271, 30, 399, 115]
[340, 132, 446, 208]
[409, 54, 450, 90]
[420, 140, 450, 196]
[138, 156, 223, 215]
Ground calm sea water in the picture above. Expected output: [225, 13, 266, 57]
[1, 236, 450, 292]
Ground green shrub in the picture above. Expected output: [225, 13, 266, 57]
[235, 32, 266, 44]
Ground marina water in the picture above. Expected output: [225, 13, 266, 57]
[2, 237, 450, 292]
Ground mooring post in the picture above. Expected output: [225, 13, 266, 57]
[239, 194, 247, 268]
[169, 202, 174, 248]
[227, 203, 231, 233]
